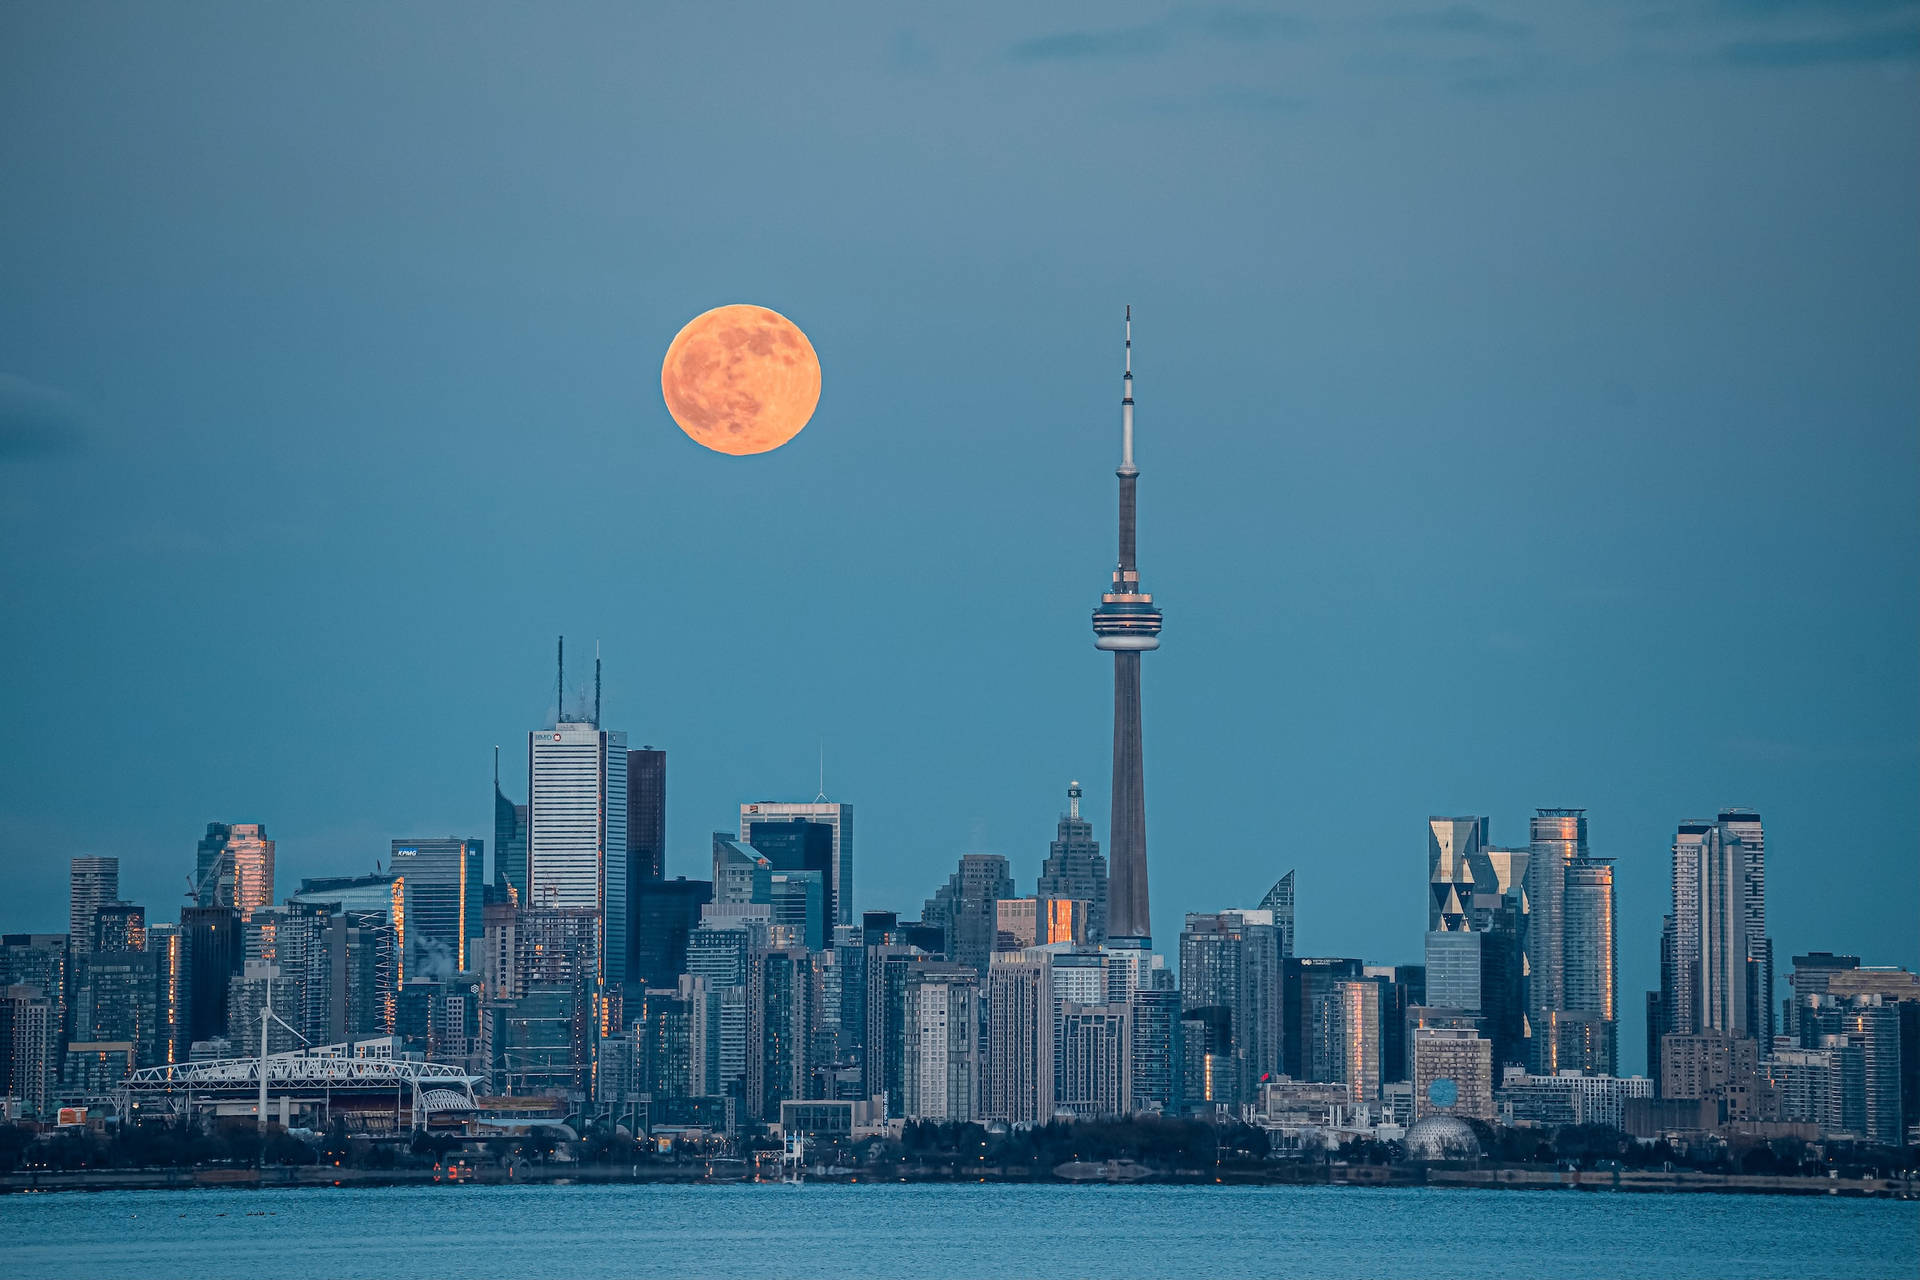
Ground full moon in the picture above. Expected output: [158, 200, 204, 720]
[660, 304, 821, 455]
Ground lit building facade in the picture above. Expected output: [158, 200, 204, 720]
[389, 837, 485, 976]
[528, 722, 629, 984]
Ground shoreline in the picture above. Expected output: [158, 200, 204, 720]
[5, 1164, 1913, 1199]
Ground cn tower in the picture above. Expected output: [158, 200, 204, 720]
[1092, 306, 1162, 946]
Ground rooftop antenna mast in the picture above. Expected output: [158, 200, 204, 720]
[595, 640, 602, 729]
[815, 738, 828, 803]
[556, 635, 565, 725]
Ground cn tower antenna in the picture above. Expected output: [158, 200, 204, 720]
[1122, 304, 1134, 471]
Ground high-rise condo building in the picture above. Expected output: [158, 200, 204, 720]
[1035, 782, 1108, 946]
[1, 984, 56, 1115]
[739, 802, 853, 929]
[528, 721, 629, 984]
[1317, 978, 1383, 1105]
[1524, 808, 1619, 1076]
[72, 947, 161, 1067]
[922, 853, 1015, 975]
[1556, 856, 1618, 1075]
[1656, 810, 1772, 1052]
[0, 935, 70, 1050]
[1524, 808, 1583, 1068]
[69, 857, 119, 957]
[389, 837, 486, 977]
[985, 952, 1048, 1125]
[1282, 956, 1366, 1081]
[1057, 1002, 1131, 1117]
[1090, 310, 1162, 946]
[1128, 985, 1182, 1115]
[902, 970, 981, 1121]
[191, 825, 274, 917]
[1179, 909, 1282, 1103]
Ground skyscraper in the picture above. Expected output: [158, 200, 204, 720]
[389, 837, 485, 977]
[68, 857, 118, 958]
[191, 825, 274, 917]
[228, 824, 275, 918]
[494, 747, 529, 904]
[1035, 782, 1108, 945]
[1179, 909, 1282, 1102]
[528, 720, 628, 985]
[1558, 856, 1618, 1075]
[181, 904, 242, 1045]
[985, 952, 1048, 1125]
[1657, 811, 1771, 1049]
[628, 747, 667, 883]
[739, 802, 853, 929]
[1525, 808, 1619, 1075]
[1525, 808, 1584, 1070]
[902, 970, 981, 1121]
[1091, 309, 1162, 946]
[1424, 816, 1528, 1069]
[1259, 871, 1296, 959]
[1718, 808, 1774, 1045]
[1, 984, 55, 1116]
[922, 853, 1016, 975]
[628, 878, 714, 988]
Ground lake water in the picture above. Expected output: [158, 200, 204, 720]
[3, 1183, 1914, 1279]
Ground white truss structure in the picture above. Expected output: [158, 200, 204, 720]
[121, 1038, 478, 1129]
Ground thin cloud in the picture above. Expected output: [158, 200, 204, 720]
[1720, 24, 1920, 63]
[1385, 6, 1533, 41]
[1008, 7, 1310, 63]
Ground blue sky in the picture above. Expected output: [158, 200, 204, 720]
[2, 2, 1915, 1070]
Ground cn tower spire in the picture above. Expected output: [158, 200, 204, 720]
[1092, 306, 1162, 946]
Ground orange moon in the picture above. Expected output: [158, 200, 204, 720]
[660, 304, 821, 455]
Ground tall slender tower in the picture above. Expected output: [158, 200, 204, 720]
[1092, 307, 1162, 945]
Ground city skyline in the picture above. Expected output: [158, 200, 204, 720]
[2, 3, 1914, 1085]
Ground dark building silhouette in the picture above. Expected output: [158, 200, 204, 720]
[921, 854, 1014, 974]
[628, 877, 712, 989]
[181, 905, 242, 1044]
[628, 748, 667, 883]
[744, 817, 837, 929]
